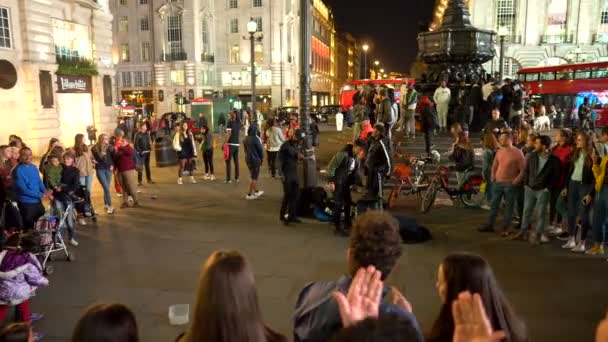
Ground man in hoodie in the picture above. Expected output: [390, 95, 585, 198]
[243, 123, 265, 200]
[510, 135, 561, 244]
[364, 124, 391, 200]
[376, 88, 391, 128]
[293, 211, 423, 342]
[327, 139, 365, 236]
[433, 80, 451, 133]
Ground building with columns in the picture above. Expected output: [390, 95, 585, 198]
[0, 0, 116, 155]
[432, 0, 608, 79]
[111, 0, 216, 115]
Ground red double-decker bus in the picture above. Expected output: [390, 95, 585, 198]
[517, 62, 608, 126]
[339, 78, 411, 111]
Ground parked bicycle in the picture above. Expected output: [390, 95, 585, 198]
[420, 165, 484, 213]
[388, 154, 433, 208]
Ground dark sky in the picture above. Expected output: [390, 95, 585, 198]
[324, 0, 435, 74]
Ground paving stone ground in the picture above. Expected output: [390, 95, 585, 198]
[30, 127, 608, 341]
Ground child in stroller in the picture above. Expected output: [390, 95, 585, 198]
[43, 152, 83, 247]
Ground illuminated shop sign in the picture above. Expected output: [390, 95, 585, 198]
[57, 75, 92, 93]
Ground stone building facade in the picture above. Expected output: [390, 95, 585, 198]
[0, 0, 116, 155]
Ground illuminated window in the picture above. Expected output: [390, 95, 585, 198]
[253, 0, 262, 7]
[0, 7, 12, 49]
[167, 15, 183, 54]
[254, 42, 263, 64]
[141, 42, 150, 62]
[171, 70, 185, 85]
[122, 72, 132, 87]
[229, 0, 238, 8]
[121, 44, 130, 62]
[119, 17, 128, 32]
[230, 18, 239, 33]
[134, 71, 143, 87]
[544, 0, 568, 43]
[253, 17, 262, 32]
[140, 17, 149, 31]
[496, 0, 516, 36]
[230, 44, 240, 64]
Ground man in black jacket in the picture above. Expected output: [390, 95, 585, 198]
[511, 135, 561, 244]
[279, 129, 303, 225]
[134, 124, 153, 185]
[376, 88, 391, 127]
[364, 124, 391, 200]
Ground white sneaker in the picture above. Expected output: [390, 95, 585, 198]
[209, 175, 216, 181]
[177, 177, 183, 185]
[137, 188, 142, 193]
[480, 203, 491, 211]
[254, 190, 264, 198]
[190, 176, 197, 184]
[245, 194, 257, 200]
[77, 218, 86, 226]
[69, 239, 79, 247]
[572, 241, 586, 253]
[540, 234, 550, 243]
[561, 237, 576, 249]
[203, 174, 210, 180]
[116, 193, 123, 197]
[106, 207, 114, 214]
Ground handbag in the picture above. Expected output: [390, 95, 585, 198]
[223, 144, 230, 161]
[172, 133, 182, 152]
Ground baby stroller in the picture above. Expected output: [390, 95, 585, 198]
[71, 185, 97, 224]
[33, 203, 74, 275]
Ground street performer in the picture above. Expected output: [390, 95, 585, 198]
[326, 139, 365, 236]
[364, 123, 392, 201]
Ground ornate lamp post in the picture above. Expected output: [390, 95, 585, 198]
[246, 18, 263, 123]
[497, 26, 509, 82]
[362, 44, 369, 78]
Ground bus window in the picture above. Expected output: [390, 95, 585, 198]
[574, 69, 591, 79]
[592, 68, 608, 78]
[525, 73, 539, 81]
[557, 70, 572, 80]
[540, 72, 556, 81]
[341, 85, 356, 91]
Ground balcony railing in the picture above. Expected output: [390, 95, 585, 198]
[161, 51, 188, 62]
[201, 54, 215, 63]
[540, 34, 573, 44]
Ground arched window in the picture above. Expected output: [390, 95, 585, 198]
[496, 0, 517, 36]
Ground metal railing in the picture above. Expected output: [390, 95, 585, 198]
[161, 51, 188, 62]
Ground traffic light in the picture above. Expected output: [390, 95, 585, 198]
[174, 94, 179, 104]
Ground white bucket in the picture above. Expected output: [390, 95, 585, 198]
[335, 113, 344, 131]
[168, 304, 190, 325]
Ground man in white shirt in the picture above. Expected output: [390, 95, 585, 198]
[433, 80, 451, 132]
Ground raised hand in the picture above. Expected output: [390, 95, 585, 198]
[452, 291, 506, 342]
[332, 266, 383, 327]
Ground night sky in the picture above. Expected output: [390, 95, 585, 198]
[324, 0, 435, 74]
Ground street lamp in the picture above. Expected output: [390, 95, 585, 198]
[299, 0, 316, 188]
[362, 44, 369, 78]
[374, 60, 380, 79]
[245, 18, 263, 123]
[497, 26, 509, 82]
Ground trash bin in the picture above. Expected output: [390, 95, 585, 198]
[155, 137, 178, 167]
[335, 112, 344, 131]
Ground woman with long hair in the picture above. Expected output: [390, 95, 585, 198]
[589, 148, 608, 255]
[481, 131, 499, 210]
[38, 138, 64, 172]
[71, 303, 139, 342]
[547, 129, 573, 236]
[448, 123, 473, 188]
[173, 121, 197, 185]
[427, 253, 527, 342]
[562, 131, 596, 252]
[200, 125, 215, 181]
[73, 134, 94, 196]
[178, 251, 286, 342]
[91, 134, 115, 214]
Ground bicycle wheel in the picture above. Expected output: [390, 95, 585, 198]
[421, 179, 438, 213]
[460, 190, 484, 208]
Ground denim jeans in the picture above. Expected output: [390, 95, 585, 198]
[592, 187, 608, 243]
[487, 182, 515, 228]
[96, 168, 112, 207]
[53, 198, 75, 240]
[520, 187, 550, 234]
[80, 175, 93, 196]
[484, 180, 493, 203]
[567, 180, 593, 240]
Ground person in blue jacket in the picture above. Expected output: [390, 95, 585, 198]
[12, 147, 49, 230]
[243, 123, 265, 200]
